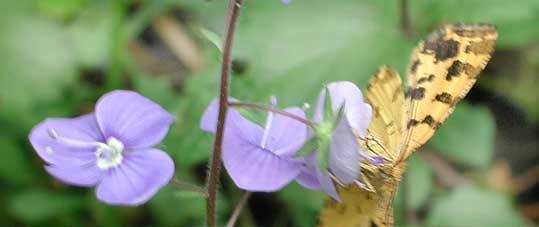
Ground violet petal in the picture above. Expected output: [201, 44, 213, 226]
[265, 107, 307, 156]
[295, 155, 321, 190]
[95, 90, 174, 149]
[299, 153, 341, 201]
[200, 98, 263, 145]
[29, 113, 102, 166]
[296, 170, 321, 190]
[221, 109, 302, 191]
[328, 114, 361, 184]
[96, 148, 174, 206]
[45, 163, 103, 187]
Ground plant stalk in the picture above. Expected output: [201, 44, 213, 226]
[205, 0, 243, 226]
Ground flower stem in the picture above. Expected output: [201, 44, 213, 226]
[206, 0, 243, 226]
[170, 178, 208, 197]
[229, 101, 316, 127]
[225, 191, 251, 227]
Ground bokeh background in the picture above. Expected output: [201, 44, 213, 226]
[0, 0, 538, 226]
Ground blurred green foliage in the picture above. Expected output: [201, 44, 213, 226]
[0, 0, 537, 226]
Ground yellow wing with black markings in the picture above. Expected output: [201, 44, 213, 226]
[400, 24, 498, 161]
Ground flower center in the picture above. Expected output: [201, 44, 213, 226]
[46, 128, 125, 170]
[96, 137, 124, 170]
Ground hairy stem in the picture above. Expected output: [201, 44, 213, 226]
[170, 178, 208, 197]
[225, 191, 251, 227]
[206, 0, 243, 226]
[229, 101, 316, 127]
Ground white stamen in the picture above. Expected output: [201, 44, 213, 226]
[96, 137, 124, 170]
[302, 103, 311, 110]
[47, 128, 58, 139]
[260, 96, 278, 148]
[47, 127, 103, 148]
[45, 128, 107, 160]
[269, 96, 277, 106]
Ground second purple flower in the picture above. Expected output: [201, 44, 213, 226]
[200, 97, 307, 192]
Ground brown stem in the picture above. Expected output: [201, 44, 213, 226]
[225, 191, 251, 227]
[170, 178, 208, 197]
[421, 149, 471, 188]
[400, 0, 413, 38]
[229, 101, 316, 127]
[206, 0, 243, 226]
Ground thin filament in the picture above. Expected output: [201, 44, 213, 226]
[260, 96, 278, 149]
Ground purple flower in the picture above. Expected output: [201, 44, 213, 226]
[313, 81, 372, 138]
[297, 81, 375, 201]
[282, 0, 292, 4]
[29, 90, 175, 206]
[200, 97, 307, 192]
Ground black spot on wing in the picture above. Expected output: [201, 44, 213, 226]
[447, 60, 481, 81]
[422, 115, 441, 129]
[423, 37, 460, 62]
[409, 87, 426, 100]
[417, 74, 435, 84]
[446, 60, 464, 81]
[407, 119, 419, 129]
[435, 92, 453, 105]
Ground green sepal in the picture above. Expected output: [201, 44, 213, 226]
[318, 138, 331, 170]
[293, 137, 319, 158]
[323, 87, 334, 122]
[333, 101, 346, 128]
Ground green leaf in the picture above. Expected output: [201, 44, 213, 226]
[412, 0, 539, 48]
[199, 27, 223, 52]
[68, 1, 115, 68]
[407, 154, 433, 210]
[186, 0, 412, 106]
[0, 1, 77, 128]
[428, 102, 495, 169]
[149, 186, 229, 226]
[89, 196, 123, 227]
[0, 138, 33, 185]
[9, 190, 83, 223]
[164, 61, 221, 167]
[426, 186, 527, 227]
[132, 73, 182, 111]
[35, 0, 86, 20]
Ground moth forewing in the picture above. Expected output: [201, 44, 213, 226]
[399, 24, 498, 162]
